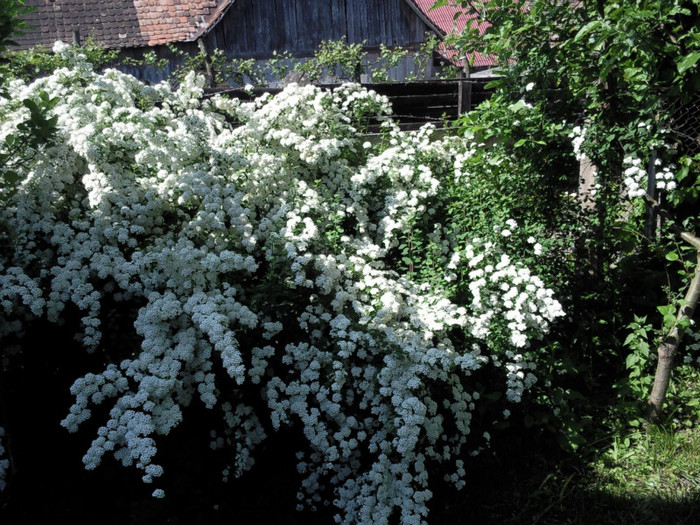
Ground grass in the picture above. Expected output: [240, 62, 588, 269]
[589, 424, 700, 518]
[579, 368, 700, 524]
[429, 371, 700, 525]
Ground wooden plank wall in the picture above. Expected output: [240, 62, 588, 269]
[205, 0, 432, 58]
[118, 0, 443, 84]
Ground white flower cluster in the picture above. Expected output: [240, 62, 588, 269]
[622, 155, 677, 199]
[0, 44, 565, 524]
[447, 222, 564, 402]
[456, 228, 563, 348]
[210, 402, 266, 479]
[0, 426, 7, 492]
[570, 125, 587, 161]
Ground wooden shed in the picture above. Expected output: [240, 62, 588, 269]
[13, 0, 493, 84]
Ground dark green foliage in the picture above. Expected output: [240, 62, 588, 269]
[0, 0, 30, 52]
[0, 91, 58, 200]
[0, 1, 59, 200]
[438, 0, 700, 449]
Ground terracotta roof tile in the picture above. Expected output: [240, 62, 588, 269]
[408, 0, 495, 67]
[13, 0, 234, 50]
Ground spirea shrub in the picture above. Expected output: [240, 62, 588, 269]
[0, 44, 564, 524]
[622, 155, 677, 198]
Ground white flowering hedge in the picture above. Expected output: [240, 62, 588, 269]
[0, 44, 564, 524]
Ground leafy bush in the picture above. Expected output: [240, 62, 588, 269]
[294, 36, 367, 83]
[1, 37, 119, 81]
[0, 44, 565, 523]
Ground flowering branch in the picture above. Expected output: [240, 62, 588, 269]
[0, 43, 565, 524]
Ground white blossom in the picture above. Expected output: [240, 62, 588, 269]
[0, 49, 567, 525]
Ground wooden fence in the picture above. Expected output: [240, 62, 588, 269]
[205, 78, 496, 131]
[362, 78, 494, 130]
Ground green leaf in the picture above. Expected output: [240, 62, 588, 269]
[22, 98, 39, 113]
[507, 100, 529, 112]
[574, 20, 601, 42]
[657, 304, 676, 317]
[665, 251, 679, 261]
[430, 0, 449, 10]
[677, 51, 700, 74]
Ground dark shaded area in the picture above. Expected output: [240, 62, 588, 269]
[0, 318, 333, 525]
[429, 421, 700, 525]
[1, 319, 698, 524]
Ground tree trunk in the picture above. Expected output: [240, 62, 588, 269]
[647, 248, 700, 421]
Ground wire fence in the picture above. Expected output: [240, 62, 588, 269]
[667, 95, 700, 156]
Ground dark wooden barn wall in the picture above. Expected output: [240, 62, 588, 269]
[205, 0, 431, 58]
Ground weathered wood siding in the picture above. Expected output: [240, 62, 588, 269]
[205, 0, 431, 58]
[117, 0, 438, 84]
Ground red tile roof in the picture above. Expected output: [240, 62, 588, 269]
[407, 0, 495, 67]
[13, 0, 234, 50]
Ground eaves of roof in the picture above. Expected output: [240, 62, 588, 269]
[188, 0, 235, 42]
[404, 0, 495, 68]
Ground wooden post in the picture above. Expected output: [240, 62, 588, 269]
[197, 39, 214, 88]
[72, 29, 81, 46]
[645, 152, 657, 240]
[457, 58, 471, 115]
[578, 155, 597, 210]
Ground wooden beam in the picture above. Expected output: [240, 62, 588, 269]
[401, 0, 447, 36]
